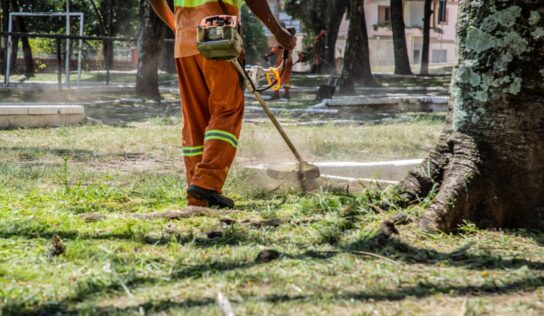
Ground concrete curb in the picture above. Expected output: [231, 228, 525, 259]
[0, 104, 86, 129]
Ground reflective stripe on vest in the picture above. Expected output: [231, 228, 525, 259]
[173, 0, 243, 8]
[204, 130, 239, 148]
[183, 145, 204, 157]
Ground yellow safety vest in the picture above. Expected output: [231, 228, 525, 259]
[174, 0, 243, 8]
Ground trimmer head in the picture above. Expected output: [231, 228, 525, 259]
[266, 162, 321, 191]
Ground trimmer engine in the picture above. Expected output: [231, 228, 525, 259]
[196, 15, 243, 60]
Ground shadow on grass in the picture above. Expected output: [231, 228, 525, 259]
[345, 236, 544, 271]
[9, 274, 543, 315]
[85, 101, 180, 126]
[511, 229, 544, 247]
[0, 226, 257, 249]
[3, 229, 544, 315]
[0, 146, 147, 163]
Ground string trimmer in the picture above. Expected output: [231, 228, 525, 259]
[196, 15, 320, 191]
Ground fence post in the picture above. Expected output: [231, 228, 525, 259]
[56, 38, 62, 90]
[106, 0, 113, 86]
[0, 0, 9, 86]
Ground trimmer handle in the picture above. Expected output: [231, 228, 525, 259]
[287, 26, 296, 36]
[282, 26, 296, 59]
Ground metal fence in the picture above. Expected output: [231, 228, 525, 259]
[0, 32, 176, 90]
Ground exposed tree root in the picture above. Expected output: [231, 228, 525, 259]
[397, 133, 452, 204]
[370, 213, 413, 248]
[397, 132, 486, 232]
[418, 133, 482, 232]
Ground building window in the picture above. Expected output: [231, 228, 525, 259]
[378, 6, 391, 24]
[413, 50, 421, 64]
[437, 0, 449, 25]
[432, 49, 447, 63]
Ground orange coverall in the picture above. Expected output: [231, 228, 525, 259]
[174, 1, 244, 205]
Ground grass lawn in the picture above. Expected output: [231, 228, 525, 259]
[0, 101, 543, 315]
[2, 71, 178, 86]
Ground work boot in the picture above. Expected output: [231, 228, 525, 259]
[270, 92, 280, 101]
[187, 185, 235, 209]
[282, 91, 290, 100]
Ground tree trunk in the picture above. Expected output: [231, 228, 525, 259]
[9, 36, 18, 73]
[17, 20, 34, 77]
[390, 0, 412, 75]
[159, 0, 175, 75]
[135, 0, 165, 99]
[10, 0, 34, 77]
[339, 0, 376, 92]
[325, 0, 349, 71]
[420, 0, 432, 75]
[0, 40, 4, 76]
[397, 1, 544, 232]
[1, 0, 9, 75]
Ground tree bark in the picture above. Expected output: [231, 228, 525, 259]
[339, 0, 377, 92]
[9, 36, 18, 73]
[16, 19, 34, 77]
[325, 0, 349, 71]
[390, 0, 412, 75]
[135, 0, 165, 99]
[420, 0, 432, 75]
[10, 0, 34, 77]
[397, 1, 544, 232]
[1, 0, 9, 75]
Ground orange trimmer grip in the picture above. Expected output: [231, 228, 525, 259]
[266, 68, 282, 92]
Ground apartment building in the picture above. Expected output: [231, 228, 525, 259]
[264, 0, 458, 70]
[360, 0, 458, 68]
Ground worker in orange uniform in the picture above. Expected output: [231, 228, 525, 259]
[149, 0, 296, 208]
[311, 29, 327, 74]
[264, 24, 295, 100]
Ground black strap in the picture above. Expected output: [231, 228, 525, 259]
[217, 0, 230, 15]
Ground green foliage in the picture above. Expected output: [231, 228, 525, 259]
[241, 5, 269, 65]
[10, 0, 139, 38]
[284, 0, 329, 34]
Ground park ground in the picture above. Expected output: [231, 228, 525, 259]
[0, 74, 543, 315]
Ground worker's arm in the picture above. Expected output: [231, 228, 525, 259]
[148, 0, 175, 32]
[245, 0, 296, 50]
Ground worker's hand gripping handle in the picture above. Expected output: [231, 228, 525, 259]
[282, 27, 296, 61]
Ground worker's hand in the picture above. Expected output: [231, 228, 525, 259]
[273, 27, 297, 51]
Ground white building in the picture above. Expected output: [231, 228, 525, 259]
[357, 0, 458, 68]
[266, 0, 458, 70]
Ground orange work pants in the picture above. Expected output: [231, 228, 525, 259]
[175, 55, 244, 203]
[274, 47, 293, 91]
[281, 59, 293, 91]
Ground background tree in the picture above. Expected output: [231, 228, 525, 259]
[339, 0, 376, 92]
[241, 4, 268, 65]
[397, 1, 544, 231]
[159, 0, 175, 74]
[420, 0, 432, 75]
[1, 1, 6, 73]
[325, 0, 349, 69]
[7, 0, 34, 77]
[390, 0, 412, 75]
[135, 0, 165, 99]
[284, 0, 348, 72]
